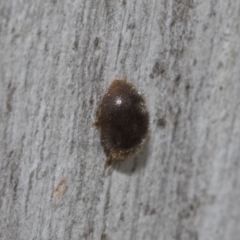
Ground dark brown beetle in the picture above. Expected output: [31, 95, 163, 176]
[94, 79, 149, 168]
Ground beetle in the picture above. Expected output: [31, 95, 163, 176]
[94, 78, 149, 169]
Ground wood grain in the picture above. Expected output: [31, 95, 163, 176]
[1, 0, 240, 239]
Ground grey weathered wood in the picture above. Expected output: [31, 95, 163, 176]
[1, 0, 240, 239]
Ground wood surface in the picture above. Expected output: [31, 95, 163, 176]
[0, 0, 240, 239]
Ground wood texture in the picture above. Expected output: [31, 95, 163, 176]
[1, 0, 240, 239]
